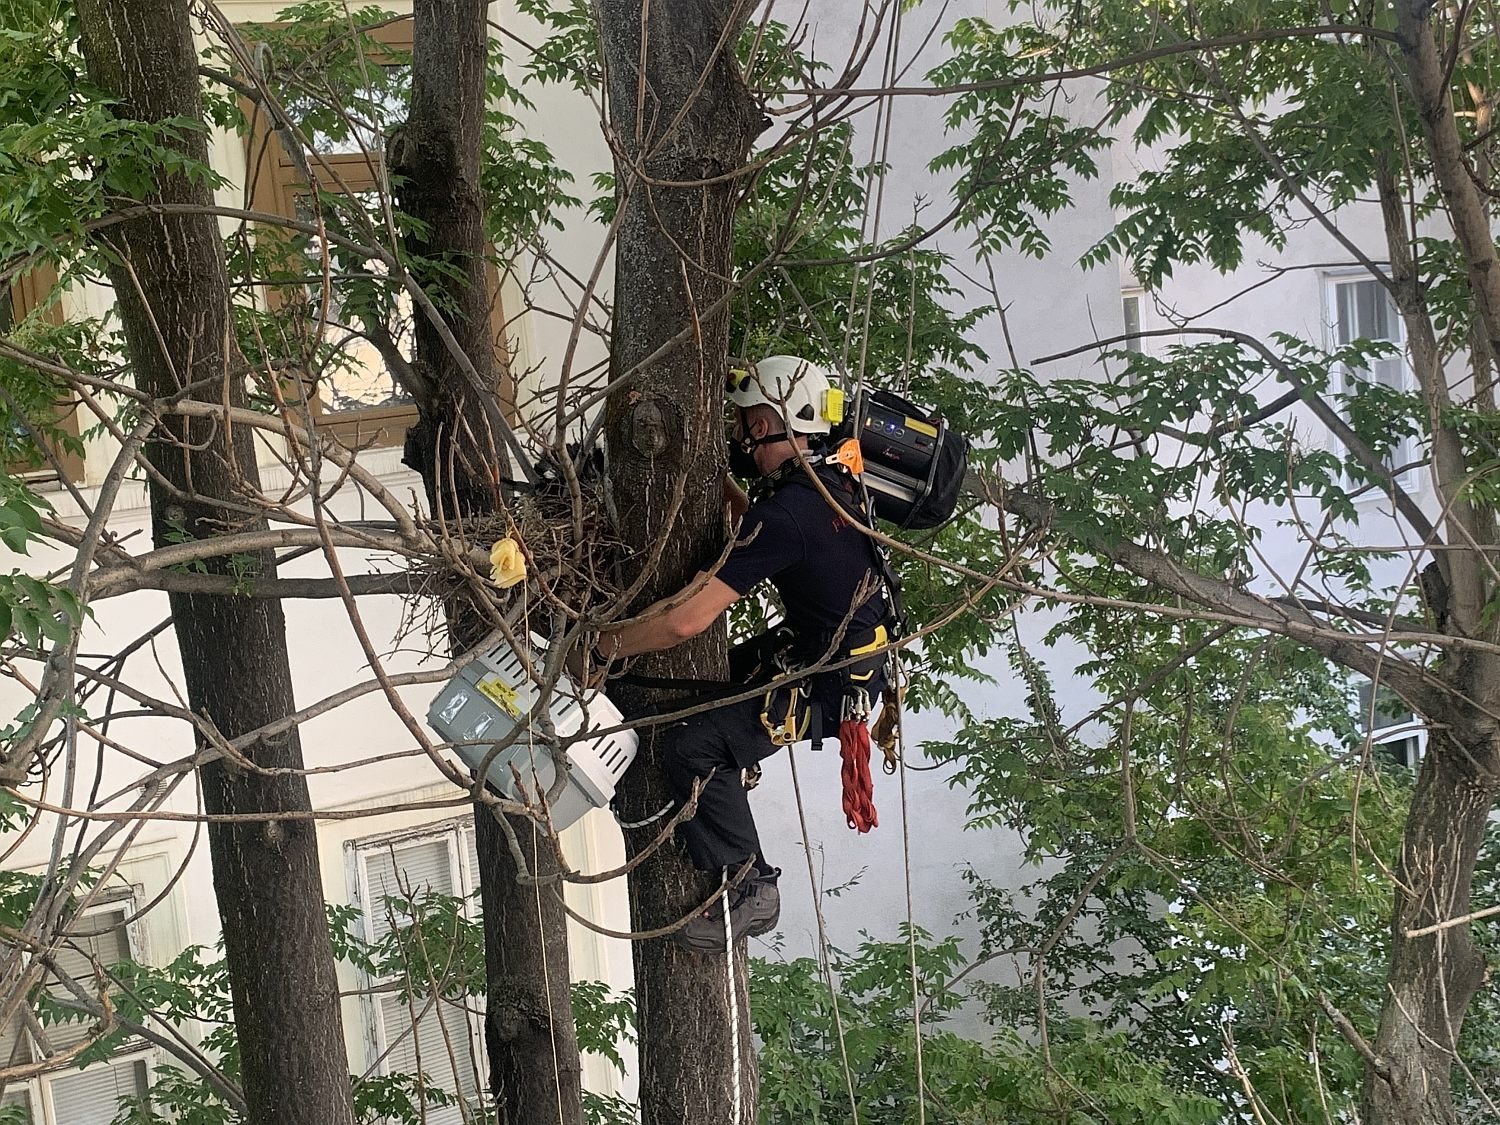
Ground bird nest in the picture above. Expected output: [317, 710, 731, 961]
[409, 451, 625, 635]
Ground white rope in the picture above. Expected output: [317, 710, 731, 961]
[893, 648, 927, 1123]
[785, 747, 862, 1122]
[612, 799, 674, 830]
[723, 868, 744, 1125]
[838, 0, 906, 384]
[854, 0, 906, 385]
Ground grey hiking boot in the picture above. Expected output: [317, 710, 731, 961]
[673, 874, 781, 953]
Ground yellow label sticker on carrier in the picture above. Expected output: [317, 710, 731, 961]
[477, 674, 523, 718]
[904, 415, 939, 438]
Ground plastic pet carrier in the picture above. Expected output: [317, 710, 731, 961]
[427, 634, 636, 830]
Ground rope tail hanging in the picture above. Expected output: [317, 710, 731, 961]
[871, 670, 904, 775]
[839, 717, 879, 832]
[893, 646, 927, 1125]
[723, 870, 744, 1125]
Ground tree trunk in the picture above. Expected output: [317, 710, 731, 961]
[475, 813, 583, 1124]
[74, 4, 356, 1124]
[595, 2, 764, 1121]
[1372, 6, 1500, 1119]
[1360, 725, 1499, 1125]
[394, 4, 583, 1123]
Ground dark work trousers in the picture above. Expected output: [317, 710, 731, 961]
[663, 695, 781, 873]
[662, 673, 884, 873]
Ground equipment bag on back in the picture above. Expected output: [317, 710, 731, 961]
[853, 389, 969, 530]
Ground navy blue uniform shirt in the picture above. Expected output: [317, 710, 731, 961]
[715, 469, 888, 671]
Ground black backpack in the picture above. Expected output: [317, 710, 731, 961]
[846, 389, 969, 530]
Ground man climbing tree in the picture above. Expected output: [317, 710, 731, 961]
[597, 356, 894, 951]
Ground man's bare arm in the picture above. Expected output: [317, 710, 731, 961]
[601, 576, 741, 660]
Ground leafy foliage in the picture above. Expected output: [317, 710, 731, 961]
[0, 871, 637, 1125]
[752, 930, 1221, 1124]
[0, 470, 87, 652]
[0, 0, 224, 270]
[922, 619, 1431, 1120]
[3, 0, 1498, 1121]
[0, 571, 86, 651]
[929, 17, 1112, 261]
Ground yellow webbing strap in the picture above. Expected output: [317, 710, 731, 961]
[847, 624, 887, 682]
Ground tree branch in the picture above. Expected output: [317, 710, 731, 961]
[1002, 485, 1444, 713]
[88, 568, 421, 600]
[1034, 326, 1443, 548]
[787, 25, 1402, 100]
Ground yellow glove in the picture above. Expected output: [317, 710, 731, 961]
[489, 536, 527, 588]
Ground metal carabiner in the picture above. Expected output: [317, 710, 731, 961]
[841, 687, 872, 724]
[760, 684, 809, 746]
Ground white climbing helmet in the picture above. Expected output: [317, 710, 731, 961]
[726, 355, 839, 434]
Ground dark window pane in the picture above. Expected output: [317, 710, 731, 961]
[1122, 294, 1142, 353]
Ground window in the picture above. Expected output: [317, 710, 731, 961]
[1, 267, 85, 485]
[0, 897, 153, 1124]
[242, 17, 513, 451]
[1327, 276, 1419, 488]
[1121, 289, 1144, 355]
[1357, 679, 1425, 769]
[352, 822, 487, 1125]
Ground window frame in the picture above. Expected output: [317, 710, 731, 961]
[1322, 272, 1421, 493]
[1357, 678, 1427, 769]
[1120, 288, 1145, 355]
[1, 892, 155, 1125]
[348, 820, 487, 1124]
[2, 265, 86, 486]
[240, 16, 515, 452]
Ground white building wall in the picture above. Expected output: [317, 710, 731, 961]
[749, 0, 1426, 985]
[744, 0, 1119, 971]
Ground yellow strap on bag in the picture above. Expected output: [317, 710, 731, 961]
[845, 623, 887, 683]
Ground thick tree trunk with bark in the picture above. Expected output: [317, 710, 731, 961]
[393, 4, 582, 1122]
[1361, 722, 1499, 1125]
[474, 812, 582, 1124]
[74, 4, 356, 1124]
[596, 2, 764, 1121]
[1355, 6, 1500, 1121]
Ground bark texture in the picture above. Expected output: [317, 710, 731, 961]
[595, 2, 764, 1121]
[393, 4, 582, 1122]
[1361, 728, 1498, 1125]
[475, 812, 582, 1125]
[74, 3, 356, 1124]
[1354, 6, 1500, 1122]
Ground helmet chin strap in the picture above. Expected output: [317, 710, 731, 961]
[739, 430, 789, 451]
[731, 407, 790, 453]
